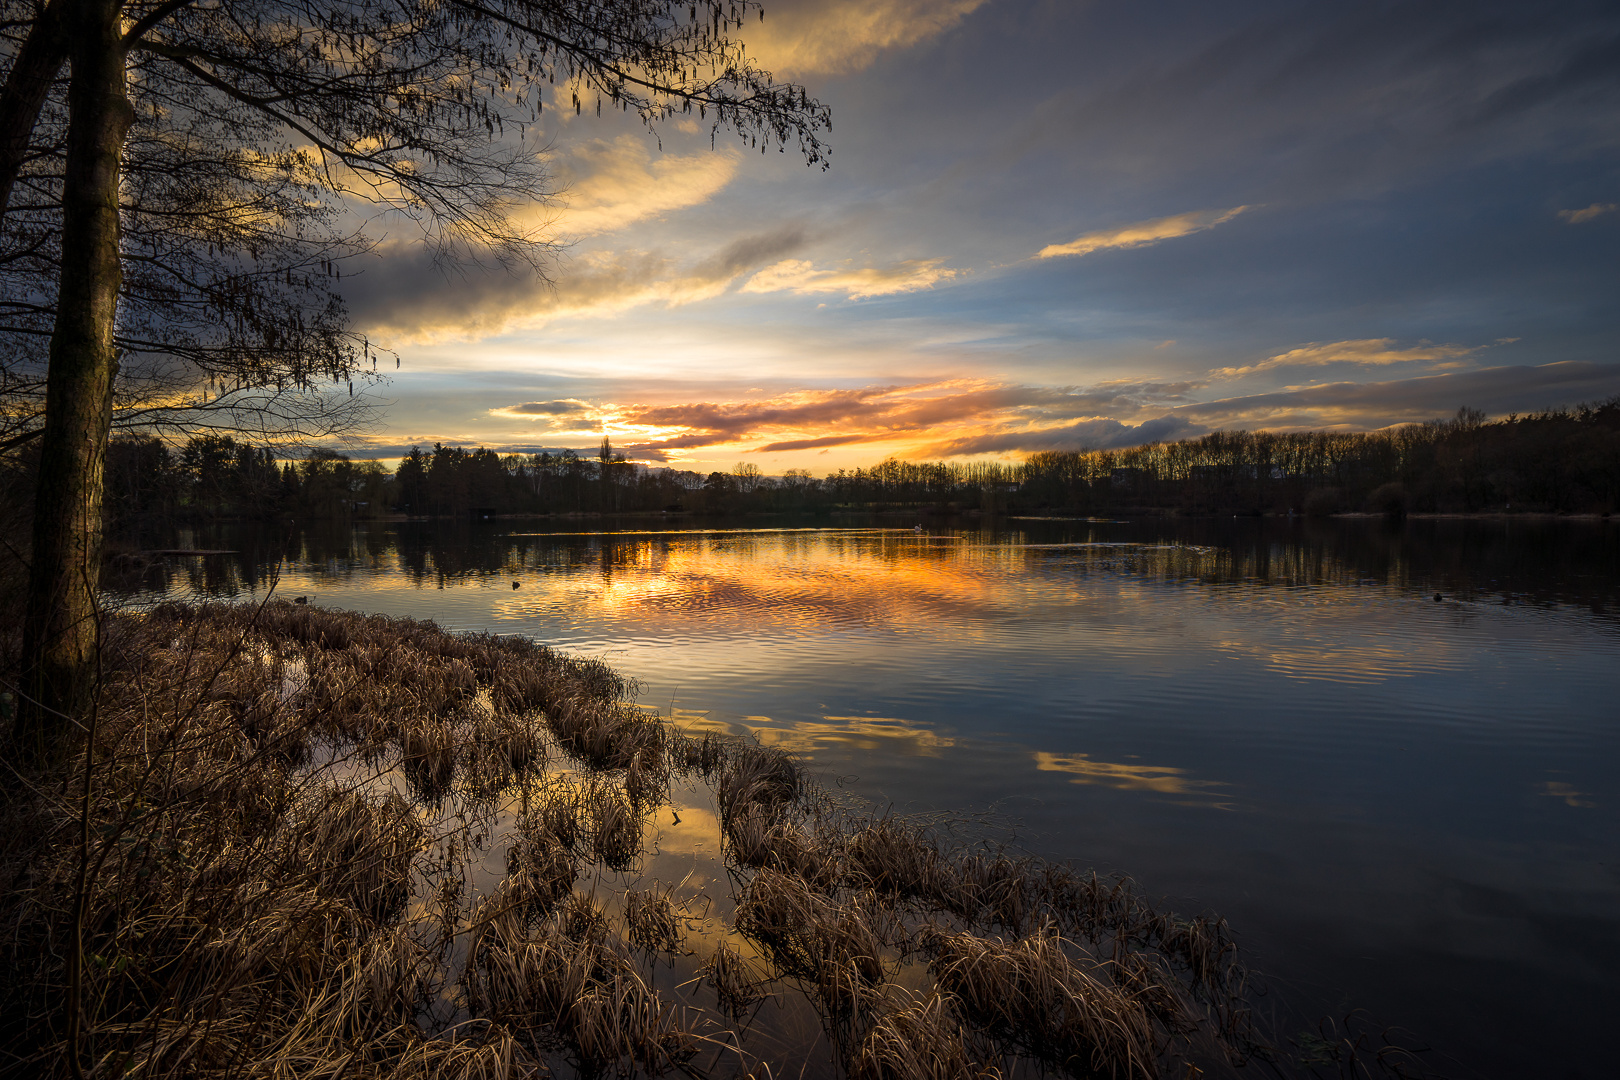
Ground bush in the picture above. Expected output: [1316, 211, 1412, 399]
[1367, 482, 1407, 518]
[1303, 487, 1341, 517]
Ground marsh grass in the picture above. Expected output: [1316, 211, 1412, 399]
[698, 941, 763, 1018]
[928, 927, 1156, 1080]
[0, 601, 1365, 1080]
[851, 990, 1000, 1080]
[624, 884, 682, 956]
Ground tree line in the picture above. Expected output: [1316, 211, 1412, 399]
[62, 401, 1620, 527]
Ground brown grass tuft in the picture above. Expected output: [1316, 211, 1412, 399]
[852, 990, 1002, 1080]
[587, 783, 643, 871]
[700, 940, 764, 1017]
[737, 869, 888, 1017]
[468, 893, 693, 1075]
[929, 927, 1157, 1080]
[625, 883, 683, 955]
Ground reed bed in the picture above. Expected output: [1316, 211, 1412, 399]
[0, 601, 1323, 1080]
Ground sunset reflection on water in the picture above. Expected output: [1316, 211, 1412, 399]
[110, 515, 1620, 1078]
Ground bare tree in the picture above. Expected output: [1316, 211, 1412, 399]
[0, 0, 829, 760]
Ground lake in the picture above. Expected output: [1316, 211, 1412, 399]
[107, 514, 1620, 1078]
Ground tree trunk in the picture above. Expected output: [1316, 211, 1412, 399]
[0, 0, 70, 225]
[15, 0, 131, 764]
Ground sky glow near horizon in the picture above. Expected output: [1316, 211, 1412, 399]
[340, 0, 1620, 473]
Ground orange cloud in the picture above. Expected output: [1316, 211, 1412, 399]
[741, 257, 962, 300]
[1211, 338, 1479, 379]
[744, 0, 990, 77]
[486, 378, 1205, 462]
[1558, 202, 1617, 224]
[367, 362, 1620, 466]
[1037, 206, 1248, 259]
[537, 136, 740, 239]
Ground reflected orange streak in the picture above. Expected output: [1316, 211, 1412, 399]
[502, 532, 1039, 630]
[1541, 781, 1595, 808]
[1033, 751, 1224, 796]
[483, 532, 1467, 686]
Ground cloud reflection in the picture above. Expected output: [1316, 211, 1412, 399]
[1033, 751, 1225, 799]
[1541, 781, 1595, 808]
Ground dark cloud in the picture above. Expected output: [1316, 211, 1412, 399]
[923, 416, 1202, 457]
[692, 224, 813, 279]
[755, 433, 875, 452]
[607, 363, 1620, 462]
[361, 0, 1620, 465]
[1172, 361, 1620, 429]
[1473, 30, 1620, 124]
[501, 399, 593, 416]
[967, 1, 1620, 209]
[342, 224, 813, 343]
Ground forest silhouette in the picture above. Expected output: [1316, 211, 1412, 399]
[37, 399, 1620, 526]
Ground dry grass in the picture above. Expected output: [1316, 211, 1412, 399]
[848, 818, 946, 902]
[625, 884, 682, 955]
[718, 742, 803, 818]
[929, 927, 1157, 1080]
[467, 887, 694, 1074]
[587, 782, 643, 872]
[0, 600, 1280, 1080]
[852, 990, 1001, 1080]
[523, 780, 586, 853]
[699, 941, 763, 1017]
[504, 832, 577, 916]
[737, 869, 890, 1018]
[0, 601, 668, 1079]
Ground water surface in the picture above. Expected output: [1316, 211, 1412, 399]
[109, 515, 1620, 1078]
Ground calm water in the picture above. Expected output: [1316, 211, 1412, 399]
[109, 515, 1620, 1078]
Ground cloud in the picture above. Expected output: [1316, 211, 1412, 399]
[1212, 338, 1479, 378]
[744, 0, 989, 77]
[532, 363, 1620, 465]
[756, 433, 874, 452]
[741, 257, 962, 299]
[346, 225, 810, 344]
[539, 137, 740, 239]
[1560, 202, 1618, 223]
[489, 378, 1205, 462]
[371, 361, 1620, 468]
[1168, 361, 1620, 431]
[1037, 207, 1249, 260]
[495, 399, 593, 417]
[921, 415, 1203, 457]
[487, 399, 604, 432]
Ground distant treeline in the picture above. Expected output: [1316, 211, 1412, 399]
[68, 400, 1620, 524]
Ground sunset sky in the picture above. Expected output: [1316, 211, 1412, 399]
[342, 0, 1620, 473]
